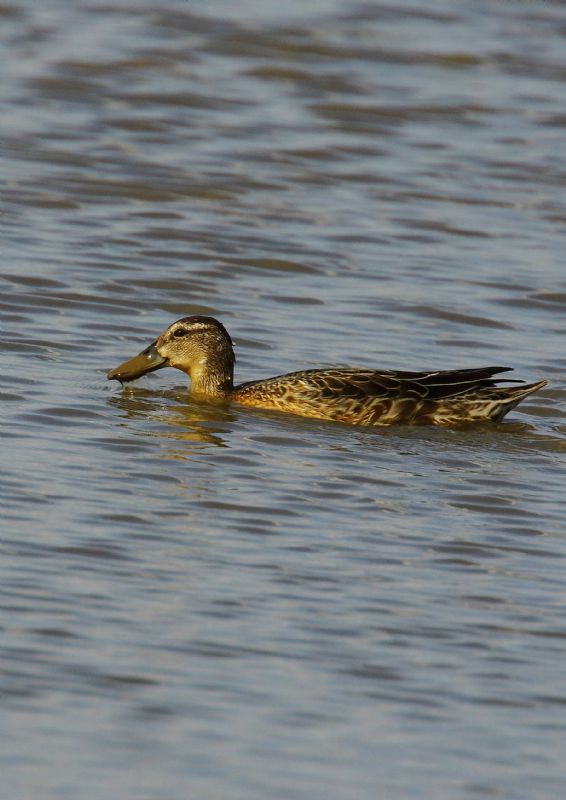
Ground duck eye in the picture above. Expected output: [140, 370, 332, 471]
[172, 328, 188, 338]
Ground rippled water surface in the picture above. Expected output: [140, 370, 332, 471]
[2, 1, 566, 798]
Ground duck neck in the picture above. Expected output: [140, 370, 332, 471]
[189, 358, 234, 398]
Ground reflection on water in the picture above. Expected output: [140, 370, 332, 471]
[2, 0, 566, 799]
[109, 381, 565, 459]
[109, 388, 234, 449]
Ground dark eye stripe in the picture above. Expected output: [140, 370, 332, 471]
[173, 328, 188, 338]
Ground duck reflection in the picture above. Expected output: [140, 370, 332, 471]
[108, 385, 235, 448]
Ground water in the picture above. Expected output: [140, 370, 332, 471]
[2, 1, 565, 798]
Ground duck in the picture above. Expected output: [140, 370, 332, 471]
[107, 315, 547, 426]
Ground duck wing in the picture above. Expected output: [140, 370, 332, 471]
[278, 365, 517, 401]
[233, 366, 526, 425]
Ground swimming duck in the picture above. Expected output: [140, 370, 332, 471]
[107, 315, 547, 426]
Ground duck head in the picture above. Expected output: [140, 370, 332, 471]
[107, 316, 235, 396]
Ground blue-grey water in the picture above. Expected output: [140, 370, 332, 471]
[2, 1, 565, 799]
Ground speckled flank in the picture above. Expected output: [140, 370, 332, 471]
[232, 369, 548, 426]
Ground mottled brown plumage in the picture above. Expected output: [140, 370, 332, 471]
[107, 316, 547, 426]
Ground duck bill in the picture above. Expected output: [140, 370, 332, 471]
[107, 341, 168, 383]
